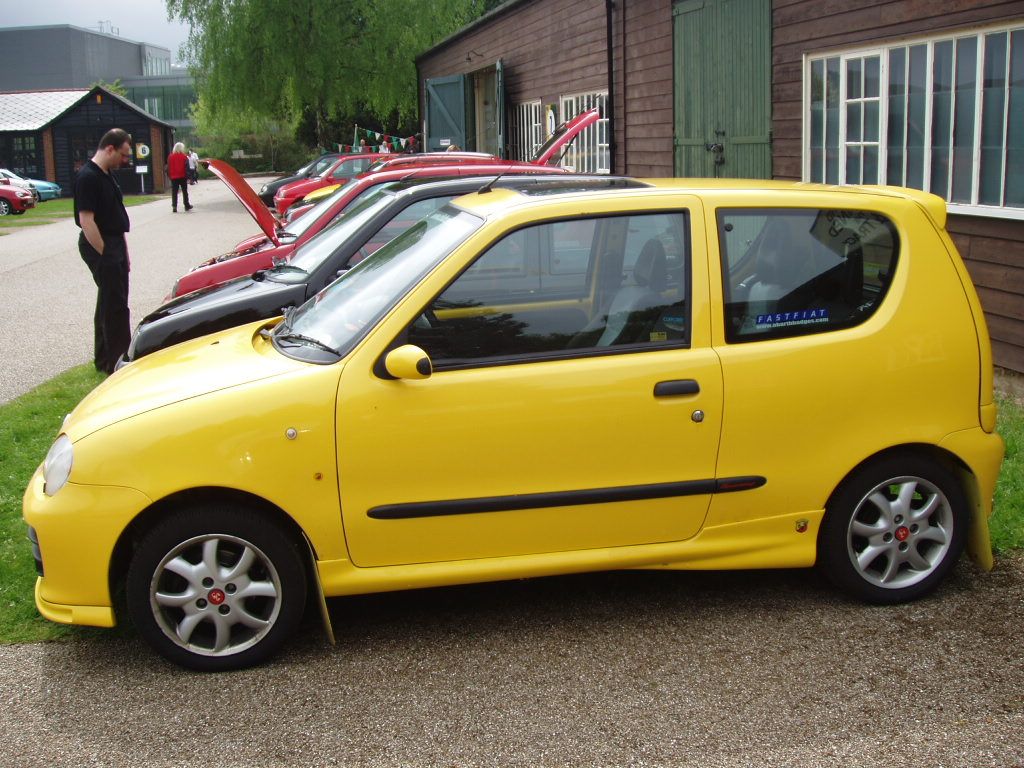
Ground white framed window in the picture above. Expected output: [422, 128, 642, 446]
[805, 23, 1024, 220]
[559, 92, 610, 174]
[511, 100, 543, 161]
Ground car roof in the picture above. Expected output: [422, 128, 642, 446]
[375, 174, 648, 198]
[449, 178, 949, 227]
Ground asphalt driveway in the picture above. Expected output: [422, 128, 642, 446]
[0, 177, 1022, 767]
[0, 177, 274, 404]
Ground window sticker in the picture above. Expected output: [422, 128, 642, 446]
[662, 314, 686, 332]
[755, 308, 830, 328]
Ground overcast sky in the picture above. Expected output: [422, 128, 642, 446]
[2, 0, 191, 62]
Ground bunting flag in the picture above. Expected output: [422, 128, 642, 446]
[349, 125, 421, 153]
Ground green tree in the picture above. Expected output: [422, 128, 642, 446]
[90, 79, 128, 97]
[166, 0, 490, 147]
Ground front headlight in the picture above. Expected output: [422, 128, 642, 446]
[43, 434, 73, 496]
[260, 184, 267, 194]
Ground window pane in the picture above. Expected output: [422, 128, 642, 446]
[811, 59, 825, 182]
[907, 45, 928, 189]
[864, 145, 879, 184]
[1008, 30, 1024, 207]
[864, 100, 880, 142]
[413, 214, 690, 362]
[951, 37, 978, 203]
[847, 101, 862, 142]
[980, 32, 1007, 205]
[719, 209, 899, 344]
[847, 145, 862, 184]
[888, 48, 907, 185]
[848, 59, 863, 99]
[826, 58, 841, 183]
[865, 56, 881, 98]
[931, 40, 954, 199]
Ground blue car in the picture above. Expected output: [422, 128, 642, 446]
[0, 168, 62, 201]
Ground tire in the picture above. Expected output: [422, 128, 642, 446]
[817, 454, 968, 604]
[126, 504, 308, 671]
[0, 199, 11, 216]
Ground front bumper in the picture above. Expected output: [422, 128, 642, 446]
[22, 467, 153, 626]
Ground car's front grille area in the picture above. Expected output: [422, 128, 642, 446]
[26, 526, 43, 576]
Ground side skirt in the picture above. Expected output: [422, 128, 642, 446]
[315, 510, 825, 599]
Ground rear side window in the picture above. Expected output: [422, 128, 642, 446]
[719, 208, 899, 343]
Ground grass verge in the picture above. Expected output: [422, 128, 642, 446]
[0, 195, 162, 233]
[1, 368, 1022, 644]
[0, 365, 105, 643]
[993, 395, 1024, 550]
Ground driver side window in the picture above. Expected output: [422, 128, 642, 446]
[407, 212, 690, 368]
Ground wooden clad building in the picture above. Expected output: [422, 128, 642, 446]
[0, 85, 174, 197]
[417, 0, 1024, 372]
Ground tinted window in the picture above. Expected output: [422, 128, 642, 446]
[407, 212, 690, 367]
[719, 208, 899, 343]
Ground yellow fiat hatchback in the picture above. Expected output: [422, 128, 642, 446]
[24, 179, 1004, 670]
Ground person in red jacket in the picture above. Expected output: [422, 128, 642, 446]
[166, 142, 192, 212]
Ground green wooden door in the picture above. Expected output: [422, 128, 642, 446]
[673, 0, 771, 179]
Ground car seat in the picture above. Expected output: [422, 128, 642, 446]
[595, 238, 668, 346]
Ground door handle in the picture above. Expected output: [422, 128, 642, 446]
[653, 380, 700, 397]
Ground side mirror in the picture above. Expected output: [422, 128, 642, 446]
[383, 344, 432, 380]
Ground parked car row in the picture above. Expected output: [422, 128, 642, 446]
[0, 178, 37, 215]
[23, 109, 1005, 675]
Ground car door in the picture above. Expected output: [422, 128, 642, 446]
[335, 201, 726, 567]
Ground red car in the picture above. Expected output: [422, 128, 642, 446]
[171, 110, 600, 299]
[173, 160, 569, 299]
[0, 179, 36, 215]
[272, 153, 388, 215]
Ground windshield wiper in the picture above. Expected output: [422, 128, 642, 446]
[268, 262, 308, 275]
[274, 331, 341, 356]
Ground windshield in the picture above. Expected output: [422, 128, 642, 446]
[310, 156, 337, 176]
[275, 207, 482, 361]
[282, 178, 360, 238]
[280, 185, 401, 276]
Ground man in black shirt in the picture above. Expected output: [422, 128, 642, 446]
[74, 128, 133, 374]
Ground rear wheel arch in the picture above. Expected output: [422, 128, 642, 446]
[817, 444, 975, 603]
[822, 444, 973, 515]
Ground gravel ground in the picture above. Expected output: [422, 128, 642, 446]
[0, 557, 1022, 767]
[1, 177, 1022, 767]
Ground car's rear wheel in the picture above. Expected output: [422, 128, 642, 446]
[0, 199, 11, 216]
[126, 504, 307, 671]
[818, 454, 968, 604]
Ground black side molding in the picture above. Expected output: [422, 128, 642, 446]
[368, 476, 766, 520]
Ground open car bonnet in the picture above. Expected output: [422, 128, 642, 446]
[203, 159, 281, 246]
[531, 108, 601, 165]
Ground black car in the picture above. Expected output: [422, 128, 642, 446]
[256, 153, 342, 206]
[122, 175, 647, 365]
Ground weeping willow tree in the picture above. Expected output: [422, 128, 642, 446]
[167, 0, 492, 146]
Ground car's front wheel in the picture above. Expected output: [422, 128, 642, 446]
[126, 504, 308, 671]
[0, 199, 11, 216]
[818, 454, 968, 604]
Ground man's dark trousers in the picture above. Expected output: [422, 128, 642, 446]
[78, 233, 130, 373]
